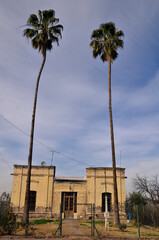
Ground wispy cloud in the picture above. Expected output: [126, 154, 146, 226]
[0, 0, 159, 194]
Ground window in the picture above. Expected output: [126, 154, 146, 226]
[102, 192, 111, 212]
[29, 191, 36, 212]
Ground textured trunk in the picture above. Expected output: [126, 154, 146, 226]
[23, 52, 46, 233]
[108, 58, 120, 225]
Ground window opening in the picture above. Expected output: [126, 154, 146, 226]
[102, 192, 111, 212]
[29, 191, 36, 212]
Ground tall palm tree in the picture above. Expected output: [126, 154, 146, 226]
[90, 22, 124, 225]
[23, 9, 63, 230]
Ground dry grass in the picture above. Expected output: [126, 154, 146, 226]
[2, 219, 159, 239]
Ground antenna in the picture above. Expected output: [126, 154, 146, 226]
[50, 149, 58, 166]
[49, 149, 59, 166]
[51, 150, 54, 166]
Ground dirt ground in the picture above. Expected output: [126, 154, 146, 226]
[1, 220, 159, 239]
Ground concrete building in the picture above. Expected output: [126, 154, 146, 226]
[11, 165, 126, 219]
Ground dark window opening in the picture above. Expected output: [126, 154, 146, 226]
[102, 192, 111, 212]
[29, 191, 36, 212]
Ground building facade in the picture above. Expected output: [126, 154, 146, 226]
[11, 165, 126, 219]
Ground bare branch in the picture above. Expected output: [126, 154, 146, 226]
[134, 175, 159, 210]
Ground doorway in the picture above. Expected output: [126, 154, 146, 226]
[61, 192, 77, 218]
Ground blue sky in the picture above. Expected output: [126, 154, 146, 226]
[0, 0, 159, 195]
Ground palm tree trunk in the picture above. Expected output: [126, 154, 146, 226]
[24, 52, 46, 234]
[108, 58, 120, 225]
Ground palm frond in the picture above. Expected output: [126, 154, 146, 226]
[90, 39, 104, 59]
[115, 39, 124, 48]
[46, 39, 53, 50]
[38, 10, 42, 24]
[111, 49, 118, 61]
[101, 52, 108, 62]
[32, 36, 39, 49]
[90, 22, 124, 62]
[45, 9, 55, 19]
[49, 17, 59, 25]
[23, 28, 38, 39]
[116, 30, 124, 37]
[50, 25, 63, 38]
[53, 24, 63, 31]
[23, 9, 63, 55]
[27, 14, 39, 27]
[91, 29, 103, 40]
[100, 22, 115, 36]
[42, 9, 55, 26]
[51, 35, 59, 45]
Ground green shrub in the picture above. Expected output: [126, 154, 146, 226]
[0, 207, 18, 235]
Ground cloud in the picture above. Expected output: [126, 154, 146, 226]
[113, 70, 159, 113]
[1, 0, 159, 195]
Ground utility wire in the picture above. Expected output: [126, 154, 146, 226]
[0, 113, 92, 167]
[57, 152, 93, 167]
[0, 113, 52, 150]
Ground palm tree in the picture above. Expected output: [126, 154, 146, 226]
[90, 22, 124, 225]
[23, 9, 63, 231]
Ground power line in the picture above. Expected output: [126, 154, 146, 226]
[0, 113, 30, 138]
[0, 113, 52, 150]
[0, 113, 92, 167]
[58, 152, 92, 167]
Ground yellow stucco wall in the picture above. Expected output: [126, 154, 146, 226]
[11, 165, 55, 217]
[86, 168, 126, 215]
[53, 181, 86, 218]
[11, 165, 126, 218]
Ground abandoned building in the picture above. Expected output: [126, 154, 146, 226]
[11, 165, 126, 219]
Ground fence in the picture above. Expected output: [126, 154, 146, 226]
[54, 203, 100, 237]
[126, 202, 159, 227]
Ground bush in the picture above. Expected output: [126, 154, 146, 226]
[0, 207, 18, 235]
[0, 192, 11, 217]
[119, 223, 127, 231]
[126, 194, 159, 227]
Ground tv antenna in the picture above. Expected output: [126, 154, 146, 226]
[49, 149, 59, 166]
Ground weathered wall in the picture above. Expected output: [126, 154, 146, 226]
[52, 181, 86, 218]
[86, 168, 126, 217]
[11, 165, 126, 219]
[11, 165, 55, 218]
